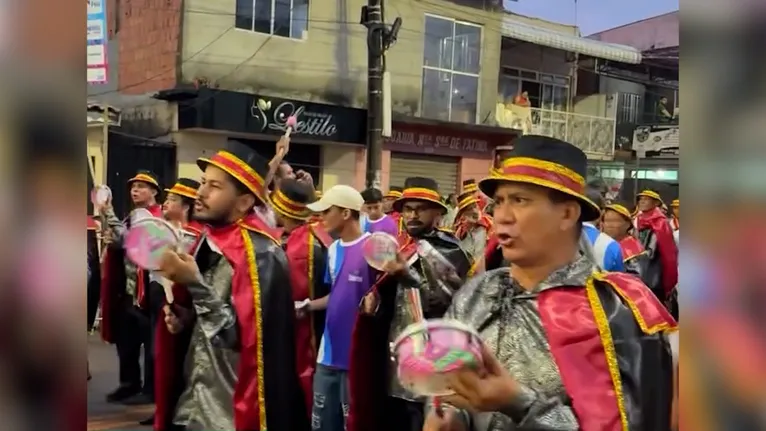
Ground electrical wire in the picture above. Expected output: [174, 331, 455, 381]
[90, 26, 235, 97]
[92, 2, 677, 106]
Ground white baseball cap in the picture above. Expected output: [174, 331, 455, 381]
[306, 184, 364, 212]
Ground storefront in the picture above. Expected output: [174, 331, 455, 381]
[588, 158, 679, 204]
[157, 88, 367, 188]
[382, 119, 518, 195]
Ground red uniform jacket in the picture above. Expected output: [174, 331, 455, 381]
[87, 215, 98, 230]
[277, 221, 333, 415]
[619, 235, 645, 261]
[638, 208, 679, 295]
[184, 220, 204, 236]
[99, 204, 162, 343]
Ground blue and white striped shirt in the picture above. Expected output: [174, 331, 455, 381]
[583, 222, 625, 272]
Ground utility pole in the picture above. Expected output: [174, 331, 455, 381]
[362, 0, 401, 189]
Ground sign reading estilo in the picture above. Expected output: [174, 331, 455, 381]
[250, 99, 337, 138]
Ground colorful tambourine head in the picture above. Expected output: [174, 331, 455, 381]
[363, 232, 399, 270]
[391, 319, 484, 396]
[124, 217, 179, 270]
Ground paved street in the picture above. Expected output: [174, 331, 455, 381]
[88, 333, 153, 431]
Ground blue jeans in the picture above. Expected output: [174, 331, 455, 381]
[311, 364, 350, 431]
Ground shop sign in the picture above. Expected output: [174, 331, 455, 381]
[384, 121, 517, 158]
[633, 125, 679, 158]
[176, 89, 367, 145]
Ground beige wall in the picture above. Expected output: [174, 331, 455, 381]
[320, 145, 366, 191]
[87, 127, 105, 185]
[181, 0, 503, 121]
[174, 131, 226, 180]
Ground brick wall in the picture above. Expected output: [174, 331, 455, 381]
[117, 0, 181, 94]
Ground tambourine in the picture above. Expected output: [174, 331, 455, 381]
[363, 232, 399, 270]
[392, 319, 484, 396]
[124, 217, 179, 270]
[90, 185, 111, 206]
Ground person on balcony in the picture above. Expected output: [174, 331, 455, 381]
[657, 96, 673, 123]
[513, 90, 531, 107]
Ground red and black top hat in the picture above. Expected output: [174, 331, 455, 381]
[164, 178, 200, 200]
[456, 190, 478, 213]
[462, 179, 478, 194]
[479, 135, 601, 221]
[270, 180, 314, 221]
[197, 140, 270, 204]
[385, 186, 403, 199]
[127, 170, 161, 191]
[393, 177, 449, 213]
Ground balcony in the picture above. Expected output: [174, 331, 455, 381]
[495, 103, 616, 159]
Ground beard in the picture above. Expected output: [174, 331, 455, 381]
[194, 204, 232, 226]
[405, 221, 433, 237]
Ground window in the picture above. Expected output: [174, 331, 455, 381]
[421, 15, 481, 123]
[497, 68, 569, 111]
[235, 0, 308, 39]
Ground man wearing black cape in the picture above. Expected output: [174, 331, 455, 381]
[346, 177, 472, 431]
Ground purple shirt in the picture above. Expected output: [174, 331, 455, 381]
[317, 232, 377, 370]
[362, 214, 399, 237]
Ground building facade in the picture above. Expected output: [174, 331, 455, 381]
[91, 0, 641, 194]
[583, 11, 679, 204]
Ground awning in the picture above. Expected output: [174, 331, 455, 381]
[501, 16, 642, 64]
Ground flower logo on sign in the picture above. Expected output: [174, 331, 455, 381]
[250, 98, 338, 138]
[257, 98, 271, 111]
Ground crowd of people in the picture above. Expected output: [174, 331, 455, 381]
[87, 134, 680, 431]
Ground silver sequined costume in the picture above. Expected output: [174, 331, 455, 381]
[442, 254, 596, 430]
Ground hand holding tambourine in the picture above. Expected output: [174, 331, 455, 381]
[157, 250, 200, 286]
[90, 185, 112, 213]
[125, 216, 198, 304]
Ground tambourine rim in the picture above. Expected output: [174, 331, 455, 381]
[129, 207, 155, 220]
[367, 231, 398, 245]
[391, 318, 480, 352]
[128, 217, 180, 242]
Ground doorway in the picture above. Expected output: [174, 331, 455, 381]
[106, 132, 177, 219]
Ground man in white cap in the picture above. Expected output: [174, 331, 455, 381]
[303, 185, 378, 431]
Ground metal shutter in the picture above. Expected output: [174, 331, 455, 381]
[389, 153, 459, 197]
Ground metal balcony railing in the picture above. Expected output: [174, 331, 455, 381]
[495, 104, 617, 159]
